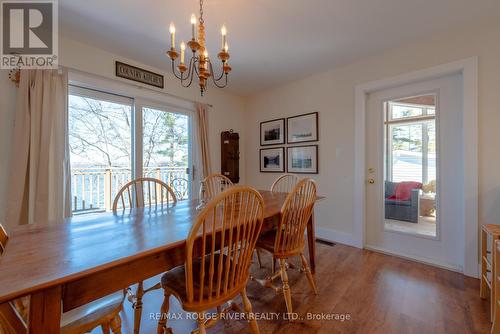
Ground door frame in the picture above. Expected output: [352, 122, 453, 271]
[353, 57, 478, 277]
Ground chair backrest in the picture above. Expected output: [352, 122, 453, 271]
[0, 225, 28, 332]
[274, 178, 317, 256]
[202, 174, 233, 200]
[0, 224, 8, 254]
[112, 177, 177, 212]
[185, 186, 264, 308]
[271, 174, 299, 193]
[170, 177, 189, 200]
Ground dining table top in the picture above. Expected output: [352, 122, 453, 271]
[0, 190, 323, 305]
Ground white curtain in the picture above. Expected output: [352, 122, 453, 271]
[6, 69, 71, 225]
[195, 102, 212, 180]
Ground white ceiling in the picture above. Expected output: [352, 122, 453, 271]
[59, 0, 500, 96]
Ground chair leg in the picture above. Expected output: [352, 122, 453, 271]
[157, 293, 172, 334]
[241, 288, 260, 334]
[197, 313, 207, 334]
[300, 253, 318, 294]
[101, 322, 111, 334]
[493, 296, 500, 334]
[133, 281, 145, 334]
[110, 314, 122, 334]
[271, 257, 276, 276]
[279, 259, 293, 315]
[255, 249, 263, 268]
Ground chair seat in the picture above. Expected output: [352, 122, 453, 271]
[256, 230, 278, 252]
[161, 254, 230, 307]
[60, 291, 124, 332]
[9, 291, 123, 333]
[385, 199, 411, 206]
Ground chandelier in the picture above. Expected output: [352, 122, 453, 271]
[167, 0, 231, 96]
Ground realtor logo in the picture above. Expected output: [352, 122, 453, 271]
[1, 0, 58, 69]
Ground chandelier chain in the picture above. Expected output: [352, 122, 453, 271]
[199, 0, 204, 24]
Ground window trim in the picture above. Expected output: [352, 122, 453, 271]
[385, 100, 437, 185]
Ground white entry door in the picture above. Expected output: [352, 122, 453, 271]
[365, 74, 465, 272]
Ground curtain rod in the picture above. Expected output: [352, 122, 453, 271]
[64, 66, 213, 108]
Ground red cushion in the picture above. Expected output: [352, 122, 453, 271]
[389, 181, 422, 201]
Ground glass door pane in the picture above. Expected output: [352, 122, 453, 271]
[142, 106, 191, 200]
[384, 94, 437, 237]
[68, 86, 134, 214]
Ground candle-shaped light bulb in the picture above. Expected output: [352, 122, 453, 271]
[190, 14, 196, 39]
[180, 41, 186, 64]
[221, 25, 227, 50]
[224, 42, 229, 53]
[169, 22, 176, 48]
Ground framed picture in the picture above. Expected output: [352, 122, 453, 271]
[260, 147, 285, 173]
[287, 112, 318, 144]
[287, 145, 318, 174]
[260, 118, 285, 146]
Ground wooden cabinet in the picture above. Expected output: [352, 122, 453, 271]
[221, 130, 240, 183]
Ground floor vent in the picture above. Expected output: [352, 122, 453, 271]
[316, 239, 335, 247]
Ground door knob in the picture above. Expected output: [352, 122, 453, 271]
[367, 179, 375, 184]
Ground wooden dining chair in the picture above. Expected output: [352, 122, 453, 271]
[170, 177, 189, 200]
[113, 177, 177, 211]
[202, 174, 233, 200]
[0, 224, 125, 334]
[271, 174, 299, 193]
[157, 186, 264, 334]
[113, 177, 177, 334]
[493, 239, 500, 334]
[252, 179, 318, 314]
[255, 174, 299, 269]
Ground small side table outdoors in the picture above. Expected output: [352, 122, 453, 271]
[481, 224, 500, 321]
[419, 193, 436, 217]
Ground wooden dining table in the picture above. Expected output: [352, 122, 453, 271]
[0, 190, 321, 333]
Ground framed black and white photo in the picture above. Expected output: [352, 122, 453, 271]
[260, 147, 285, 173]
[287, 112, 318, 143]
[260, 118, 285, 146]
[287, 145, 318, 174]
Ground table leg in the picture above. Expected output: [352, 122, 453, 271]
[480, 228, 488, 299]
[307, 212, 316, 275]
[28, 286, 62, 334]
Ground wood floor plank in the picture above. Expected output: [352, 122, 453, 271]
[91, 243, 490, 334]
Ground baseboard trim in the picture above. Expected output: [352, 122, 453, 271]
[364, 244, 463, 274]
[316, 227, 358, 248]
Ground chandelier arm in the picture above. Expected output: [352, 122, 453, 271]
[181, 57, 197, 88]
[207, 60, 227, 88]
[208, 60, 225, 82]
[170, 60, 185, 80]
[180, 56, 195, 87]
[193, 59, 201, 78]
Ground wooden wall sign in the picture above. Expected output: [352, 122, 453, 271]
[115, 61, 164, 88]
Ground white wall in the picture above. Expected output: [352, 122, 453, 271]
[0, 37, 246, 228]
[244, 21, 500, 246]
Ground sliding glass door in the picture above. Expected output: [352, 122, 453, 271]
[68, 86, 192, 215]
[140, 103, 192, 201]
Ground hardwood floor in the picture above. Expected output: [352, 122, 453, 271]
[91, 243, 490, 333]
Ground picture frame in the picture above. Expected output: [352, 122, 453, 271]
[287, 112, 318, 144]
[287, 145, 318, 174]
[260, 147, 285, 173]
[260, 118, 285, 146]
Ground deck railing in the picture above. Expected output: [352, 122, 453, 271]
[71, 166, 189, 214]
